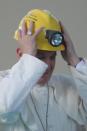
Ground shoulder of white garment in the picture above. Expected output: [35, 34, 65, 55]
[0, 70, 10, 79]
[48, 73, 73, 88]
[21, 54, 48, 67]
[0, 54, 48, 80]
[76, 58, 86, 70]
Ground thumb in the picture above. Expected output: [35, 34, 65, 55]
[33, 27, 44, 38]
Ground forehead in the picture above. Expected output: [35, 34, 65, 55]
[37, 50, 57, 56]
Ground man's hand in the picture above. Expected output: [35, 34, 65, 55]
[17, 20, 44, 56]
[60, 22, 80, 67]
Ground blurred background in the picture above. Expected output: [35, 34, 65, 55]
[0, 0, 87, 74]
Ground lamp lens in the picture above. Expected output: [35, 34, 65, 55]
[51, 33, 63, 46]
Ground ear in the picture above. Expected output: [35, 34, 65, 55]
[16, 48, 23, 58]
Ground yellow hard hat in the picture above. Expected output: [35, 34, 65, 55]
[14, 9, 65, 51]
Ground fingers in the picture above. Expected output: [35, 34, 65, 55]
[33, 27, 44, 38]
[21, 20, 34, 37]
[59, 21, 67, 34]
[59, 21, 71, 43]
[17, 29, 22, 41]
[59, 21, 63, 33]
[21, 20, 27, 36]
[27, 21, 34, 35]
[27, 21, 44, 38]
[18, 20, 43, 39]
[60, 21, 70, 40]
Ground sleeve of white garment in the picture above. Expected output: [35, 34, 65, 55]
[68, 58, 87, 125]
[0, 54, 47, 123]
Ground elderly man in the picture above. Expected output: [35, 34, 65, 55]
[0, 9, 87, 131]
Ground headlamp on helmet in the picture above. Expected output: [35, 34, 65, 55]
[45, 30, 64, 47]
[14, 9, 65, 51]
